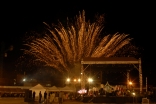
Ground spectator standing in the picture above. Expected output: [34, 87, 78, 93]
[59, 91, 63, 104]
[32, 91, 36, 101]
[39, 91, 42, 103]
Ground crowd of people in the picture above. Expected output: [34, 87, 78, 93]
[0, 88, 25, 97]
[32, 91, 67, 104]
[0, 92, 25, 97]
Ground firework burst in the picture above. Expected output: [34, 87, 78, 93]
[21, 10, 138, 76]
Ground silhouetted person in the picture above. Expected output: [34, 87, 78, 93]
[39, 91, 42, 103]
[59, 91, 63, 104]
[33, 91, 36, 101]
[44, 91, 47, 100]
[55, 92, 59, 102]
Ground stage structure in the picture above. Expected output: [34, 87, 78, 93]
[81, 57, 142, 93]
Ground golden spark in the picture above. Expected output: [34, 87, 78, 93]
[21, 10, 138, 76]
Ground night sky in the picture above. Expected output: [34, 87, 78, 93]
[1, 1, 156, 86]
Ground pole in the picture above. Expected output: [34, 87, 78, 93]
[139, 58, 142, 94]
[127, 70, 130, 89]
[81, 64, 85, 89]
[146, 77, 147, 92]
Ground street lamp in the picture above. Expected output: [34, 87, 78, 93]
[67, 78, 70, 82]
[129, 81, 133, 91]
[129, 81, 132, 85]
[66, 78, 70, 84]
[132, 92, 136, 103]
[88, 78, 93, 83]
[87, 78, 93, 95]
[132, 92, 135, 96]
[23, 78, 26, 82]
[88, 78, 93, 88]
[78, 78, 81, 82]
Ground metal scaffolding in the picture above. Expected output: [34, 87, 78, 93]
[81, 57, 142, 93]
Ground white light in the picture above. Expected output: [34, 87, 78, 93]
[88, 78, 93, 82]
[132, 92, 135, 96]
[23, 78, 26, 82]
[67, 78, 70, 82]
[129, 81, 132, 85]
[78, 79, 81, 82]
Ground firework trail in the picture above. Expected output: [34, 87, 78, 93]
[22, 10, 137, 76]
